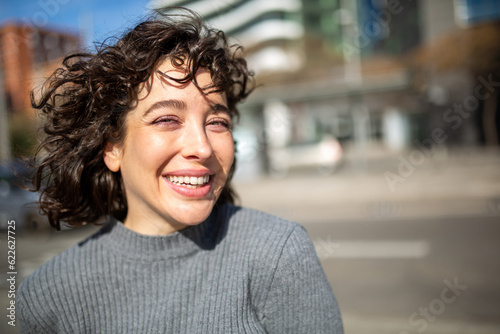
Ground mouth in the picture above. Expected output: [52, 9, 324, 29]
[164, 175, 211, 188]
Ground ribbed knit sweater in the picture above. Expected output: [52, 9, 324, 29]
[18, 204, 343, 333]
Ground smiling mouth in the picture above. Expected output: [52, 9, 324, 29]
[165, 175, 210, 188]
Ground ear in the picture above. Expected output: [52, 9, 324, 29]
[103, 142, 121, 172]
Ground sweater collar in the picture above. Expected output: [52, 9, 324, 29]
[97, 205, 225, 261]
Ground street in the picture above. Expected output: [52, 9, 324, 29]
[308, 215, 500, 334]
[235, 147, 500, 333]
[0, 148, 499, 333]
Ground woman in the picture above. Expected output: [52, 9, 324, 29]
[18, 10, 343, 333]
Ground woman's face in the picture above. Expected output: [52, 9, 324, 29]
[104, 59, 234, 235]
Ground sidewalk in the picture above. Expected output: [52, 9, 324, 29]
[342, 314, 500, 334]
[233, 147, 500, 223]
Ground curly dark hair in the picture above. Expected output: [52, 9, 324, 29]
[31, 10, 254, 230]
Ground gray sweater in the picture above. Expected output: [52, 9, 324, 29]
[18, 204, 343, 333]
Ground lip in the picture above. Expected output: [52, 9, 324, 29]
[163, 169, 214, 198]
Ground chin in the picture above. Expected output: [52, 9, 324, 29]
[169, 200, 216, 227]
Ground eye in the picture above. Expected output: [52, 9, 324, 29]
[207, 117, 231, 131]
[152, 115, 181, 129]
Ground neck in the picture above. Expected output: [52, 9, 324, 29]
[123, 214, 190, 236]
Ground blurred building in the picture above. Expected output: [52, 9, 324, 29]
[155, 1, 500, 177]
[0, 23, 79, 115]
[413, 0, 500, 147]
[0, 23, 80, 160]
[152, 0, 304, 74]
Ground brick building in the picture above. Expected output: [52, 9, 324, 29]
[0, 23, 79, 115]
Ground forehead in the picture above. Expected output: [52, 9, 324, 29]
[136, 57, 214, 100]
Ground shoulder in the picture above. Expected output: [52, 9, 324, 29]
[216, 204, 315, 270]
[219, 205, 341, 328]
[21, 225, 107, 281]
[17, 225, 108, 327]
[219, 203, 308, 248]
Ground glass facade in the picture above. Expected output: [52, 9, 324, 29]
[456, 0, 500, 25]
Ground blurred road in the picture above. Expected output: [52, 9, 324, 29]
[0, 147, 499, 333]
[308, 215, 499, 334]
[235, 146, 500, 334]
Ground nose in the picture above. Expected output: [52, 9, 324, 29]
[181, 123, 213, 161]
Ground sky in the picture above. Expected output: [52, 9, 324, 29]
[0, 0, 153, 47]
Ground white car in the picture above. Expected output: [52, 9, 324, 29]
[268, 137, 343, 178]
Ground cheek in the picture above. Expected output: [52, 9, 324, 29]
[124, 131, 176, 169]
[212, 133, 235, 170]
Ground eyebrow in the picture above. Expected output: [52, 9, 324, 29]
[143, 100, 185, 116]
[210, 103, 230, 115]
[143, 99, 230, 117]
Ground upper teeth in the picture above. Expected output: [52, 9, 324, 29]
[167, 175, 210, 186]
